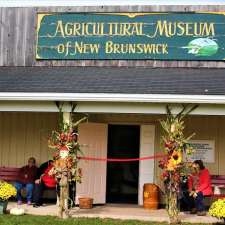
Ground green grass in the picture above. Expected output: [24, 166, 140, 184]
[0, 215, 218, 225]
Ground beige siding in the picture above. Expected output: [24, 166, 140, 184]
[0, 7, 225, 67]
[185, 116, 219, 174]
[0, 112, 58, 167]
[1, 112, 225, 187]
[217, 118, 225, 175]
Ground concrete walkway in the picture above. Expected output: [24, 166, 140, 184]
[8, 202, 223, 224]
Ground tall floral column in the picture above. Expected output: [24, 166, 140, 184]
[159, 105, 197, 224]
[48, 104, 87, 218]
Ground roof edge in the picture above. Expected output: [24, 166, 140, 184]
[1, 0, 225, 7]
[1, 92, 225, 104]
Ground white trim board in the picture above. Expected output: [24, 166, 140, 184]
[1, 93, 225, 104]
[2, 101, 225, 115]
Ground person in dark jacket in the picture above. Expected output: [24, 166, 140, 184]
[33, 160, 57, 207]
[15, 157, 37, 205]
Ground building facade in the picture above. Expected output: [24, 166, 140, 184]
[0, 4, 225, 205]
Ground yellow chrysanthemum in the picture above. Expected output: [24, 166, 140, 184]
[0, 181, 16, 201]
[209, 199, 225, 218]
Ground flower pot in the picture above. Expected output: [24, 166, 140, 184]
[0, 201, 8, 214]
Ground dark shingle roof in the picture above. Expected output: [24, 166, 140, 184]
[0, 67, 224, 95]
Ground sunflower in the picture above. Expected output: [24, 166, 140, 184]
[167, 161, 176, 171]
[166, 151, 182, 171]
[171, 150, 182, 165]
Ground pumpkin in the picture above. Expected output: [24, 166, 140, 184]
[10, 207, 25, 215]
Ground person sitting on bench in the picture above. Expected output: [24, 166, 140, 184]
[33, 160, 56, 207]
[15, 157, 37, 205]
[185, 160, 212, 216]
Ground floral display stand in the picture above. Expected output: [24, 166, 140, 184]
[48, 103, 87, 218]
[158, 105, 197, 224]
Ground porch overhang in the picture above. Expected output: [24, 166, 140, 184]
[1, 100, 225, 115]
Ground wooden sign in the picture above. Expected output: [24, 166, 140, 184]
[36, 12, 225, 60]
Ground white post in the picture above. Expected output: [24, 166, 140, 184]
[63, 112, 70, 124]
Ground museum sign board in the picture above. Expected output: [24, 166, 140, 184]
[36, 12, 225, 60]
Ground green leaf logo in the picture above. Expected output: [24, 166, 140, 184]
[182, 38, 218, 56]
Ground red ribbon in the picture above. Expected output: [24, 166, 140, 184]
[78, 153, 165, 162]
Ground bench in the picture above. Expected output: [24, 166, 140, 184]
[0, 167, 56, 200]
[0, 167, 20, 183]
[211, 175, 225, 198]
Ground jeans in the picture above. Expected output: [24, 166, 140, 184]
[15, 182, 34, 202]
[182, 191, 205, 212]
[194, 192, 205, 212]
[33, 182, 58, 205]
[33, 182, 46, 205]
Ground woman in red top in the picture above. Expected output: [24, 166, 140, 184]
[187, 160, 212, 216]
[33, 160, 57, 207]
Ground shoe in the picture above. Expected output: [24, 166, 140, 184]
[190, 208, 197, 214]
[17, 200, 22, 205]
[33, 203, 41, 208]
[27, 201, 32, 205]
[197, 211, 206, 216]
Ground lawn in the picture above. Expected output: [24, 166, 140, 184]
[0, 215, 219, 225]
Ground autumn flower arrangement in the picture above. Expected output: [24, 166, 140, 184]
[48, 120, 85, 184]
[209, 198, 225, 221]
[47, 103, 87, 218]
[0, 180, 16, 201]
[159, 105, 197, 224]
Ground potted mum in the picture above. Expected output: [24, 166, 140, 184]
[209, 198, 225, 222]
[0, 180, 17, 214]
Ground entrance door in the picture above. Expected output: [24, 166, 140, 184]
[76, 123, 108, 204]
[106, 125, 140, 204]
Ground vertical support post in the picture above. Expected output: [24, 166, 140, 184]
[59, 174, 69, 218]
[58, 111, 71, 218]
[63, 112, 70, 125]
